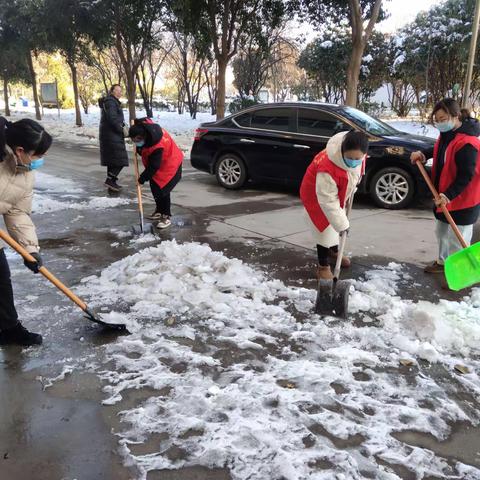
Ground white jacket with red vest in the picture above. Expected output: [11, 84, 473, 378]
[300, 131, 364, 248]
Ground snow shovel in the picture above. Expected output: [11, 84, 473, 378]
[415, 160, 480, 291]
[132, 145, 154, 235]
[315, 194, 355, 319]
[0, 229, 126, 330]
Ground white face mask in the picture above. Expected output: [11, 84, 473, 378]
[435, 120, 456, 133]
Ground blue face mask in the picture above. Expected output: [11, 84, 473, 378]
[343, 157, 363, 168]
[29, 157, 44, 170]
[435, 120, 455, 133]
[135, 141, 145, 148]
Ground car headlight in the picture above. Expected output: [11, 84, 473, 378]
[425, 158, 433, 167]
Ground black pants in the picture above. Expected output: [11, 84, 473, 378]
[150, 181, 171, 217]
[316, 244, 338, 266]
[0, 248, 19, 331]
[107, 166, 123, 181]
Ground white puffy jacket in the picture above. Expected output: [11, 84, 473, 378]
[0, 146, 39, 253]
[304, 132, 363, 248]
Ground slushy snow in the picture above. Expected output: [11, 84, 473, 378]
[77, 240, 480, 480]
[33, 171, 131, 214]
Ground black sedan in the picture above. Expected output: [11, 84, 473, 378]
[190, 103, 435, 209]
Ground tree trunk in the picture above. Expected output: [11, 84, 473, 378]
[137, 76, 152, 118]
[216, 56, 228, 120]
[3, 80, 10, 116]
[27, 51, 41, 120]
[69, 61, 83, 126]
[124, 68, 136, 122]
[346, 36, 364, 107]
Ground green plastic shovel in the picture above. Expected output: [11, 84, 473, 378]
[416, 161, 480, 291]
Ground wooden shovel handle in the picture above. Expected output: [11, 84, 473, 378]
[133, 146, 145, 218]
[415, 160, 468, 249]
[0, 229, 88, 311]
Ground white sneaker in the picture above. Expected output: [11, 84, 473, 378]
[157, 216, 172, 229]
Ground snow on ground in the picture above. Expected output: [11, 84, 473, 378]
[77, 240, 480, 480]
[33, 171, 131, 214]
[8, 107, 215, 153]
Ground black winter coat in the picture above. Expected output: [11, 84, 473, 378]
[423, 118, 480, 225]
[99, 95, 129, 168]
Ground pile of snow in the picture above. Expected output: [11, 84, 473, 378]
[78, 241, 480, 479]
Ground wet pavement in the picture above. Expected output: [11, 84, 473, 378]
[0, 141, 479, 480]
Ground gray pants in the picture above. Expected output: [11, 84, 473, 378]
[436, 220, 473, 264]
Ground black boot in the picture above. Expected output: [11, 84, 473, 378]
[104, 177, 122, 192]
[0, 323, 42, 346]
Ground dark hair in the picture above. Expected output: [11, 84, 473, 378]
[342, 130, 369, 154]
[128, 124, 146, 138]
[109, 84, 121, 93]
[0, 117, 52, 161]
[431, 98, 471, 122]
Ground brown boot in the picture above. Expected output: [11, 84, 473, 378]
[329, 249, 351, 268]
[316, 265, 334, 280]
[424, 261, 444, 274]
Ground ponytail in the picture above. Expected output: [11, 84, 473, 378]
[0, 117, 52, 162]
[0, 117, 12, 161]
[460, 108, 472, 121]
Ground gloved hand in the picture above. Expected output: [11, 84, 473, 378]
[138, 173, 147, 185]
[24, 252, 43, 274]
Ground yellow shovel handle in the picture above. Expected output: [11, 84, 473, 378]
[415, 160, 468, 249]
[0, 229, 88, 311]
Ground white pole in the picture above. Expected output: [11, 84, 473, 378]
[463, 0, 480, 108]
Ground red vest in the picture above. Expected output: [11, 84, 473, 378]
[141, 124, 183, 188]
[300, 150, 349, 232]
[432, 133, 480, 212]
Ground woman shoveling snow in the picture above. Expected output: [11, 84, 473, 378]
[129, 118, 183, 230]
[300, 130, 368, 280]
[410, 98, 480, 289]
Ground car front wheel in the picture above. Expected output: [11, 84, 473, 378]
[215, 154, 247, 190]
[370, 167, 415, 209]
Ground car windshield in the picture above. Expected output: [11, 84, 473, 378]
[341, 107, 399, 136]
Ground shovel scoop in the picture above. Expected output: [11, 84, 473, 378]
[445, 242, 480, 291]
[316, 276, 351, 318]
[415, 160, 480, 291]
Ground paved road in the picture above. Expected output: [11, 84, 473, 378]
[0, 140, 478, 480]
[50, 141, 472, 266]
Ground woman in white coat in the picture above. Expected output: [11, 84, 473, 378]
[300, 130, 368, 280]
[0, 117, 52, 346]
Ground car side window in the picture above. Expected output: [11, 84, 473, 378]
[250, 108, 291, 132]
[297, 108, 350, 137]
[234, 113, 251, 127]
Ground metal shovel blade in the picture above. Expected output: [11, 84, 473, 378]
[131, 222, 155, 236]
[84, 308, 128, 331]
[444, 241, 480, 291]
[315, 279, 351, 319]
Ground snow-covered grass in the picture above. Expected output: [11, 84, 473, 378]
[76, 240, 480, 480]
[7, 106, 215, 153]
[7, 106, 440, 156]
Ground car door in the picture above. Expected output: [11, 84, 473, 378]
[234, 107, 297, 183]
[288, 107, 351, 185]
